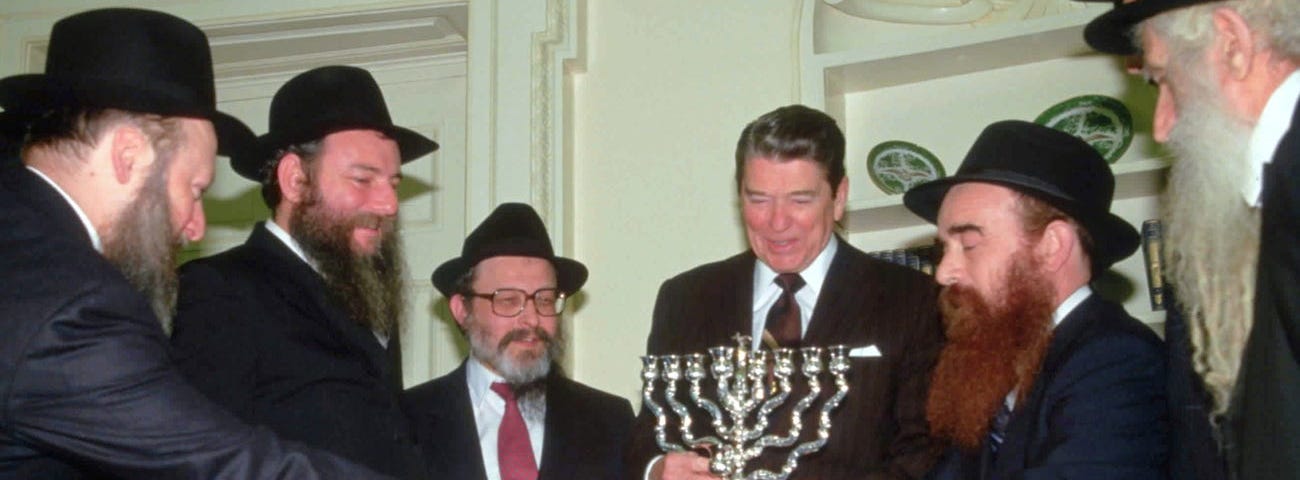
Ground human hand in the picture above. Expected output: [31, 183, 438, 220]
[650, 451, 720, 480]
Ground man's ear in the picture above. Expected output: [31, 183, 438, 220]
[449, 293, 470, 329]
[1211, 7, 1258, 81]
[276, 153, 308, 205]
[1036, 219, 1077, 273]
[109, 124, 151, 185]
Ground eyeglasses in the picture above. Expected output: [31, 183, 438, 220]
[465, 288, 567, 317]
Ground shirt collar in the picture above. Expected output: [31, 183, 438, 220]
[1052, 285, 1092, 328]
[466, 356, 506, 408]
[753, 235, 839, 301]
[1245, 70, 1300, 206]
[27, 166, 102, 252]
[264, 219, 318, 271]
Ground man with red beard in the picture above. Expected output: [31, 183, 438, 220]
[404, 202, 635, 480]
[1083, 1, 1300, 477]
[0, 9, 391, 478]
[903, 121, 1167, 479]
[169, 65, 437, 479]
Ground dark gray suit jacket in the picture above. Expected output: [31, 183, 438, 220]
[171, 222, 424, 479]
[403, 362, 635, 480]
[0, 166, 387, 479]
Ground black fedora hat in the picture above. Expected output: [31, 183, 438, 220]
[903, 120, 1139, 269]
[432, 203, 588, 298]
[0, 8, 255, 157]
[231, 65, 438, 180]
[1082, 0, 1225, 55]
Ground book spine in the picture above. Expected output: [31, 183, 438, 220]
[1141, 219, 1165, 311]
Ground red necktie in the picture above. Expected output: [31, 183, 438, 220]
[765, 273, 806, 347]
[491, 382, 539, 480]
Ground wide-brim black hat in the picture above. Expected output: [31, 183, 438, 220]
[231, 65, 438, 180]
[0, 8, 256, 157]
[903, 120, 1139, 269]
[1082, 0, 1225, 55]
[432, 203, 588, 298]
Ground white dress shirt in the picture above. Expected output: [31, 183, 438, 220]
[27, 166, 102, 252]
[750, 235, 839, 349]
[1245, 70, 1300, 206]
[466, 357, 546, 480]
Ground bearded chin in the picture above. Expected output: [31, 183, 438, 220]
[1161, 67, 1261, 414]
[290, 192, 406, 337]
[925, 253, 1056, 450]
[101, 170, 181, 333]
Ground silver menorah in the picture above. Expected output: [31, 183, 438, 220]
[640, 335, 850, 480]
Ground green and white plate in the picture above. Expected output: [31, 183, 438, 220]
[1035, 94, 1134, 163]
[867, 140, 946, 195]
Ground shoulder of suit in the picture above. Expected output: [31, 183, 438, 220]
[1061, 297, 1164, 353]
[553, 376, 632, 409]
[403, 366, 464, 402]
[662, 251, 754, 286]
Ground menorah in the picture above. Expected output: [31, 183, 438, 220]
[640, 335, 850, 480]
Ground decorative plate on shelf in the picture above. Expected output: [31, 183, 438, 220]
[1034, 94, 1134, 164]
[867, 140, 946, 195]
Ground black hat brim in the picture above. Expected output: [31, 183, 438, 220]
[431, 255, 589, 299]
[904, 173, 1139, 270]
[1083, 0, 1226, 55]
[0, 74, 256, 158]
[231, 123, 438, 181]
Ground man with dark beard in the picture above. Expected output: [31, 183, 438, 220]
[904, 121, 1167, 479]
[404, 202, 635, 480]
[169, 65, 436, 479]
[0, 9, 392, 478]
[1083, 1, 1300, 477]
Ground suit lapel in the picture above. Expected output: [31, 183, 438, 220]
[429, 363, 490, 480]
[244, 223, 391, 379]
[989, 294, 1102, 477]
[804, 238, 865, 344]
[538, 369, 576, 480]
[729, 252, 757, 341]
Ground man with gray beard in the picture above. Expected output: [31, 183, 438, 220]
[169, 65, 436, 479]
[404, 202, 635, 480]
[1085, 0, 1300, 478]
[0, 9, 392, 478]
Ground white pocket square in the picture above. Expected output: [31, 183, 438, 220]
[849, 345, 881, 358]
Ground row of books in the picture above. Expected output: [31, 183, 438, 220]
[864, 218, 1165, 311]
[865, 245, 938, 276]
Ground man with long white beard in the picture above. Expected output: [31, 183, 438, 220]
[0, 8, 390, 478]
[1084, 0, 1300, 477]
[169, 65, 436, 479]
[404, 202, 634, 480]
[904, 121, 1167, 479]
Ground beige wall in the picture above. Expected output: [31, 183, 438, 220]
[567, 0, 807, 400]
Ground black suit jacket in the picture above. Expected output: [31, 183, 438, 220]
[1227, 94, 1300, 480]
[627, 239, 945, 480]
[927, 294, 1168, 480]
[0, 167, 386, 479]
[1163, 294, 1227, 480]
[171, 222, 424, 479]
[403, 362, 635, 480]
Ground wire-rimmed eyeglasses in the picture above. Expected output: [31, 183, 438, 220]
[464, 288, 566, 317]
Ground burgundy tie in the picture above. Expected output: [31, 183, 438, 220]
[491, 382, 539, 480]
[765, 273, 806, 347]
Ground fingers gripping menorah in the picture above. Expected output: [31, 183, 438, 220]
[640, 335, 851, 480]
